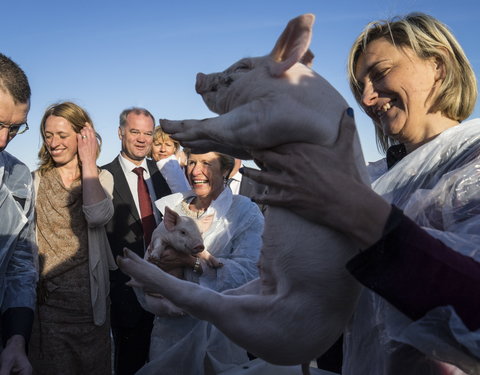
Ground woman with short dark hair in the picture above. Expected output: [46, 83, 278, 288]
[137, 150, 263, 375]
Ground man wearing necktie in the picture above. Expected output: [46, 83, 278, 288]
[103, 108, 171, 375]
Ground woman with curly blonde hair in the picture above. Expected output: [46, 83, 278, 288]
[149, 125, 190, 192]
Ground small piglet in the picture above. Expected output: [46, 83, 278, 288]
[140, 206, 222, 316]
[146, 206, 222, 277]
[119, 13, 369, 370]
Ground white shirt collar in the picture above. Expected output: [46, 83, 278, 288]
[118, 153, 151, 177]
[204, 187, 233, 221]
[229, 171, 242, 182]
[155, 187, 233, 222]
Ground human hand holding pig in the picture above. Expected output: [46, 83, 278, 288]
[157, 247, 223, 273]
[242, 108, 391, 249]
[157, 247, 195, 272]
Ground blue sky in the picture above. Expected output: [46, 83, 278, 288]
[4, 0, 480, 170]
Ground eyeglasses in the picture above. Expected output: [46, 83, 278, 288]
[0, 122, 29, 137]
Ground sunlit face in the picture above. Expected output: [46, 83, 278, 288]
[44, 115, 79, 168]
[186, 152, 226, 201]
[151, 137, 176, 161]
[118, 112, 154, 165]
[355, 38, 444, 145]
[0, 90, 29, 152]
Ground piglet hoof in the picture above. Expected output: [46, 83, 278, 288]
[210, 260, 224, 269]
[159, 119, 179, 136]
[198, 250, 223, 269]
[117, 248, 150, 282]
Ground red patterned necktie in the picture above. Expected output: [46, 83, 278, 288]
[132, 167, 156, 247]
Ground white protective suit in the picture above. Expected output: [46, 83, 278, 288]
[137, 187, 264, 375]
[344, 119, 480, 374]
[0, 152, 37, 324]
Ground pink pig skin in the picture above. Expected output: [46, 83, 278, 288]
[119, 13, 369, 368]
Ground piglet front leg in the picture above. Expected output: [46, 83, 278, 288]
[160, 118, 251, 159]
[197, 250, 223, 269]
[161, 99, 284, 155]
[120, 248, 171, 294]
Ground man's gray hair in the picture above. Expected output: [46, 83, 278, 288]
[119, 107, 155, 128]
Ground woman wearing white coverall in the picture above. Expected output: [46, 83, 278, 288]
[137, 150, 264, 375]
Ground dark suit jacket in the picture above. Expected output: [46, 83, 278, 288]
[102, 156, 171, 328]
[239, 174, 267, 214]
[239, 174, 266, 198]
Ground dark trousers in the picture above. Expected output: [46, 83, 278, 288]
[112, 317, 153, 375]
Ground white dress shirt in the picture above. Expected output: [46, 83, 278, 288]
[227, 171, 242, 195]
[118, 154, 159, 223]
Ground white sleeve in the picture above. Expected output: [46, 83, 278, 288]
[156, 155, 190, 193]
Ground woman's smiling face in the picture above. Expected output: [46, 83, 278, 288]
[44, 115, 79, 168]
[186, 152, 226, 202]
[355, 38, 445, 146]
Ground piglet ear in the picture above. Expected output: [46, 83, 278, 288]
[300, 49, 314, 68]
[163, 206, 180, 232]
[269, 13, 315, 77]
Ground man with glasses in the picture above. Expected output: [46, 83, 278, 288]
[103, 108, 171, 375]
[0, 53, 37, 375]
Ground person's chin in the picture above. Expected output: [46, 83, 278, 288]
[193, 186, 210, 195]
[52, 158, 69, 167]
[132, 152, 148, 161]
[382, 119, 404, 139]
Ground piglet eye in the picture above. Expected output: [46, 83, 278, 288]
[235, 64, 250, 72]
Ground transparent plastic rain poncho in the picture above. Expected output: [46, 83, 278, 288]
[135, 188, 264, 375]
[0, 151, 37, 314]
[343, 119, 480, 375]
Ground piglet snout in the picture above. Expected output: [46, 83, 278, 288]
[192, 244, 205, 254]
[196, 72, 227, 94]
[195, 73, 208, 94]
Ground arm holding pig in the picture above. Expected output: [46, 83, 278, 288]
[241, 108, 480, 331]
[155, 199, 264, 293]
[242, 108, 391, 249]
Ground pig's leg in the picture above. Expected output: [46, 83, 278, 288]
[162, 102, 349, 152]
[174, 138, 252, 160]
[161, 104, 278, 151]
[222, 278, 261, 296]
[118, 249, 336, 365]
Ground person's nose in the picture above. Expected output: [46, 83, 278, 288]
[137, 133, 146, 143]
[191, 164, 203, 176]
[0, 128, 9, 149]
[361, 82, 379, 108]
[49, 135, 60, 148]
